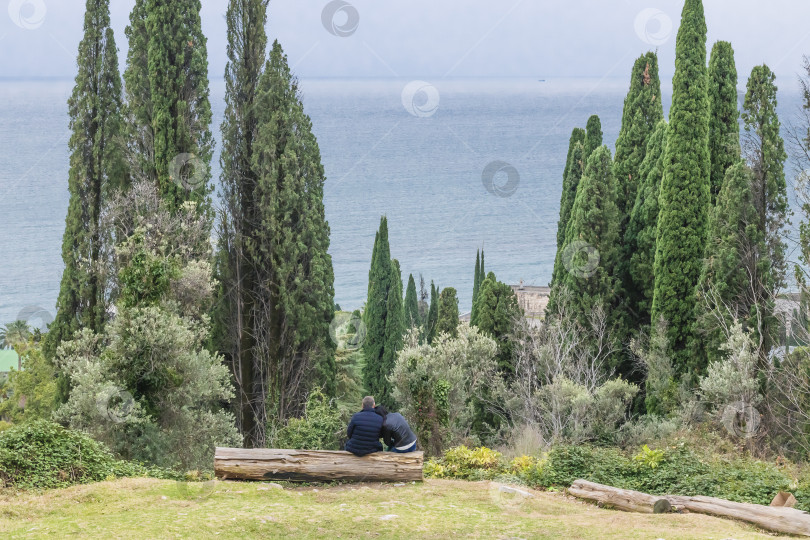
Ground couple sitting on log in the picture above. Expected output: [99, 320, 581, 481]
[345, 396, 417, 456]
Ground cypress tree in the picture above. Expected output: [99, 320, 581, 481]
[613, 52, 664, 229]
[249, 41, 336, 420]
[363, 218, 402, 403]
[550, 129, 586, 290]
[47, 0, 125, 376]
[694, 65, 786, 373]
[708, 41, 740, 205]
[625, 121, 669, 331]
[741, 64, 788, 365]
[559, 146, 621, 357]
[471, 250, 481, 324]
[212, 0, 268, 445]
[436, 287, 460, 338]
[426, 281, 439, 344]
[651, 0, 711, 376]
[404, 273, 420, 328]
[380, 260, 405, 405]
[549, 133, 586, 308]
[584, 115, 603, 162]
[476, 272, 522, 375]
[124, 0, 213, 210]
[557, 129, 587, 251]
[692, 162, 759, 369]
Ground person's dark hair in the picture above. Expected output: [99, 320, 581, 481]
[362, 396, 375, 409]
[374, 404, 388, 420]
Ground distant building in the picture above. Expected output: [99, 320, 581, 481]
[511, 281, 550, 319]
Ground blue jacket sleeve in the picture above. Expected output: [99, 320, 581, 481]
[347, 416, 356, 439]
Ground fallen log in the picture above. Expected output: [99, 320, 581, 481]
[568, 479, 672, 514]
[667, 494, 810, 537]
[568, 479, 810, 537]
[214, 448, 424, 483]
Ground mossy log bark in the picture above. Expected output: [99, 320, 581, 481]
[215, 448, 424, 483]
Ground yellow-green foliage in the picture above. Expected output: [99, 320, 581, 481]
[424, 446, 504, 480]
[508, 454, 536, 474]
[633, 444, 665, 469]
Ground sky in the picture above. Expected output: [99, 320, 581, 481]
[1, 0, 810, 85]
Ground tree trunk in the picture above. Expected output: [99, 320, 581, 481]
[667, 494, 810, 537]
[568, 479, 672, 514]
[215, 448, 424, 483]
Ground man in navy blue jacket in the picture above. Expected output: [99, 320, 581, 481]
[344, 396, 383, 456]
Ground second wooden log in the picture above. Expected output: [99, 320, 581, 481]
[568, 479, 672, 514]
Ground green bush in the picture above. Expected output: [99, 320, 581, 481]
[0, 420, 181, 489]
[272, 390, 345, 450]
[424, 443, 795, 507]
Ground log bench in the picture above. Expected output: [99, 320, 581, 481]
[214, 448, 424, 483]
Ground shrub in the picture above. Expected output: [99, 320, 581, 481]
[272, 390, 345, 450]
[426, 446, 503, 480]
[633, 444, 665, 469]
[0, 420, 181, 489]
[391, 326, 509, 454]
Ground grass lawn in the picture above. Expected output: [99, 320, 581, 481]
[0, 478, 782, 539]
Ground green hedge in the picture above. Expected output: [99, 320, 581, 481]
[426, 444, 801, 510]
[0, 420, 181, 489]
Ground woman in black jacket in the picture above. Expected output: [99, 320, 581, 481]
[375, 405, 418, 453]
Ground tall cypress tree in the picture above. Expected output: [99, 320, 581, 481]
[551, 129, 586, 288]
[471, 249, 481, 324]
[249, 41, 336, 421]
[549, 133, 586, 308]
[625, 121, 668, 332]
[476, 272, 522, 375]
[584, 115, 603, 162]
[692, 162, 759, 370]
[651, 0, 711, 376]
[363, 218, 402, 403]
[426, 281, 439, 344]
[613, 52, 664, 229]
[212, 0, 268, 446]
[557, 129, 587, 251]
[560, 146, 621, 357]
[47, 0, 125, 372]
[436, 287, 460, 338]
[404, 273, 420, 328]
[741, 64, 788, 366]
[381, 260, 405, 405]
[124, 0, 213, 210]
[708, 41, 740, 205]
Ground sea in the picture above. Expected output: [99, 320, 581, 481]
[0, 77, 803, 328]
